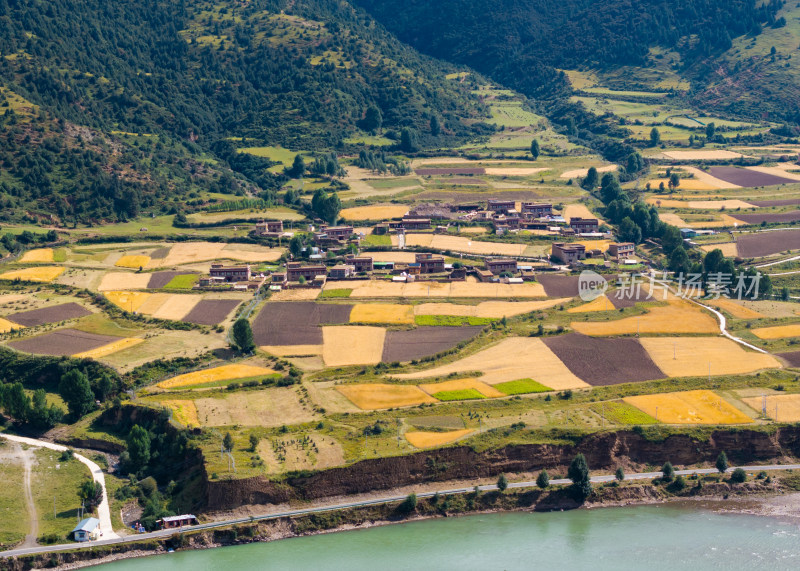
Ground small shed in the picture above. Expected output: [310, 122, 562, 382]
[158, 514, 198, 529]
[72, 517, 101, 542]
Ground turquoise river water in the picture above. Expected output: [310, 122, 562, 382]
[100, 504, 800, 570]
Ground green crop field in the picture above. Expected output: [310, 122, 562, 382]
[495, 379, 552, 395]
[414, 315, 494, 327]
[590, 401, 659, 425]
[319, 288, 352, 298]
[361, 234, 392, 247]
[432, 389, 486, 401]
[164, 275, 200, 289]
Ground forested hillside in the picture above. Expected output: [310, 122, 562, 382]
[0, 0, 487, 224]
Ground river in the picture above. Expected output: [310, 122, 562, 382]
[99, 504, 800, 570]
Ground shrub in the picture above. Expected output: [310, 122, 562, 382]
[716, 451, 729, 474]
[497, 473, 508, 492]
[730, 468, 747, 484]
[661, 461, 675, 482]
[536, 470, 550, 489]
[397, 493, 417, 516]
[615, 467, 625, 481]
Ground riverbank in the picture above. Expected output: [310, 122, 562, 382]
[4, 470, 799, 571]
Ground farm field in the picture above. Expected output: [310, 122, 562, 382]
[72, 337, 143, 359]
[98, 272, 153, 291]
[571, 300, 719, 336]
[192, 387, 317, 427]
[98, 329, 228, 372]
[4, 302, 91, 326]
[418, 378, 504, 398]
[340, 204, 409, 221]
[706, 298, 765, 319]
[405, 429, 474, 448]
[0, 317, 22, 333]
[349, 303, 414, 324]
[337, 383, 437, 410]
[381, 326, 483, 363]
[709, 167, 796, 188]
[162, 399, 200, 426]
[396, 337, 588, 389]
[0, 443, 29, 549]
[639, 337, 782, 377]
[751, 324, 800, 340]
[338, 278, 547, 298]
[18, 248, 54, 263]
[156, 364, 277, 390]
[182, 299, 240, 325]
[414, 299, 569, 318]
[737, 230, 800, 258]
[624, 390, 754, 424]
[742, 394, 800, 422]
[115, 255, 150, 269]
[662, 150, 745, 160]
[7, 328, 124, 356]
[322, 326, 386, 366]
[0, 266, 64, 282]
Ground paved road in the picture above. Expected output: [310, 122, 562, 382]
[3, 463, 800, 559]
[0, 434, 119, 542]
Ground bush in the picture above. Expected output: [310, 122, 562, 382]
[667, 475, 686, 492]
[615, 467, 625, 481]
[497, 473, 508, 492]
[536, 470, 549, 489]
[397, 493, 418, 516]
[716, 451, 729, 474]
[730, 468, 747, 484]
[661, 461, 675, 482]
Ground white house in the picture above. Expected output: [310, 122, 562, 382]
[72, 517, 101, 542]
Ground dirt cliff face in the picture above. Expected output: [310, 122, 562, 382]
[202, 427, 800, 511]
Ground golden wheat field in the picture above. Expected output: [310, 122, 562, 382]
[340, 279, 547, 299]
[639, 337, 781, 377]
[405, 429, 474, 448]
[349, 304, 415, 324]
[18, 248, 54, 263]
[742, 394, 800, 422]
[149, 294, 201, 320]
[418, 378, 504, 398]
[115, 255, 151, 269]
[0, 317, 24, 333]
[162, 400, 200, 426]
[414, 299, 569, 318]
[337, 383, 437, 410]
[322, 326, 386, 366]
[571, 299, 718, 336]
[104, 291, 151, 312]
[624, 390, 753, 424]
[396, 337, 588, 389]
[73, 338, 143, 360]
[340, 204, 409, 221]
[157, 364, 277, 389]
[706, 298, 765, 319]
[563, 203, 600, 223]
[699, 242, 739, 257]
[567, 295, 617, 313]
[0, 266, 65, 283]
[751, 324, 800, 340]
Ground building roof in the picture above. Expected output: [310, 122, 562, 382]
[161, 514, 197, 523]
[72, 517, 100, 533]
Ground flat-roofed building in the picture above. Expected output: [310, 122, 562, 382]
[415, 252, 445, 273]
[608, 242, 635, 260]
[210, 263, 251, 282]
[345, 254, 374, 273]
[286, 262, 327, 281]
[551, 242, 586, 264]
[485, 257, 518, 275]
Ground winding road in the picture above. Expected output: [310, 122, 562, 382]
[0, 434, 119, 544]
[2, 462, 800, 559]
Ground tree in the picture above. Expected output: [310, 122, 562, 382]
[730, 468, 747, 483]
[232, 318, 255, 353]
[249, 434, 259, 452]
[29, 388, 63, 429]
[716, 451, 729, 474]
[781, 287, 790, 301]
[619, 217, 642, 244]
[705, 122, 716, 139]
[668, 245, 690, 276]
[287, 154, 305, 178]
[430, 115, 441, 136]
[399, 128, 419, 153]
[650, 127, 661, 147]
[615, 467, 625, 481]
[397, 492, 417, 515]
[536, 470, 550, 489]
[497, 473, 508, 492]
[126, 425, 151, 472]
[668, 172, 680, 192]
[661, 461, 675, 482]
[568, 453, 591, 501]
[223, 432, 234, 452]
[58, 369, 95, 419]
[582, 166, 599, 190]
[78, 480, 103, 509]
[320, 192, 341, 225]
[289, 235, 303, 259]
[361, 105, 382, 133]
[530, 139, 540, 160]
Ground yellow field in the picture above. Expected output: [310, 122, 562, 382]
[752, 324, 800, 340]
[268, 288, 322, 301]
[136, 292, 171, 314]
[414, 299, 568, 318]
[647, 178, 720, 191]
[322, 326, 386, 366]
[460, 227, 488, 235]
[337, 383, 437, 410]
[350, 304, 415, 324]
[563, 203, 600, 223]
[396, 337, 588, 389]
[742, 394, 800, 422]
[0, 266, 64, 282]
[560, 165, 617, 179]
[699, 242, 739, 257]
[575, 239, 612, 253]
[405, 429, 474, 448]
[662, 150, 744, 161]
[157, 364, 277, 389]
[418, 378, 504, 398]
[0, 317, 24, 333]
[707, 298, 765, 319]
[19, 248, 54, 263]
[746, 166, 800, 182]
[339, 278, 547, 299]
[73, 338, 143, 359]
[115, 255, 151, 269]
[568, 295, 616, 313]
[659, 213, 745, 229]
[340, 204, 409, 221]
[162, 400, 200, 427]
[571, 299, 718, 336]
[104, 291, 152, 312]
[624, 390, 753, 424]
[260, 344, 323, 357]
[149, 294, 201, 320]
[639, 337, 782, 377]
[97, 272, 152, 291]
[156, 242, 284, 266]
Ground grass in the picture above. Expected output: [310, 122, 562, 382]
[164, 274, 200, 290]
[0, 449, 28, 549]
[590, 401, 659, 425]
[414, 315, 494, 327]
[432, 388, 486, 401]
[494, 379, 551, 395]
[319, 288, 352, 298]
[31, 448, 92, 541]
[52, 248, 67, 262]
[361, 234, 392, 247]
